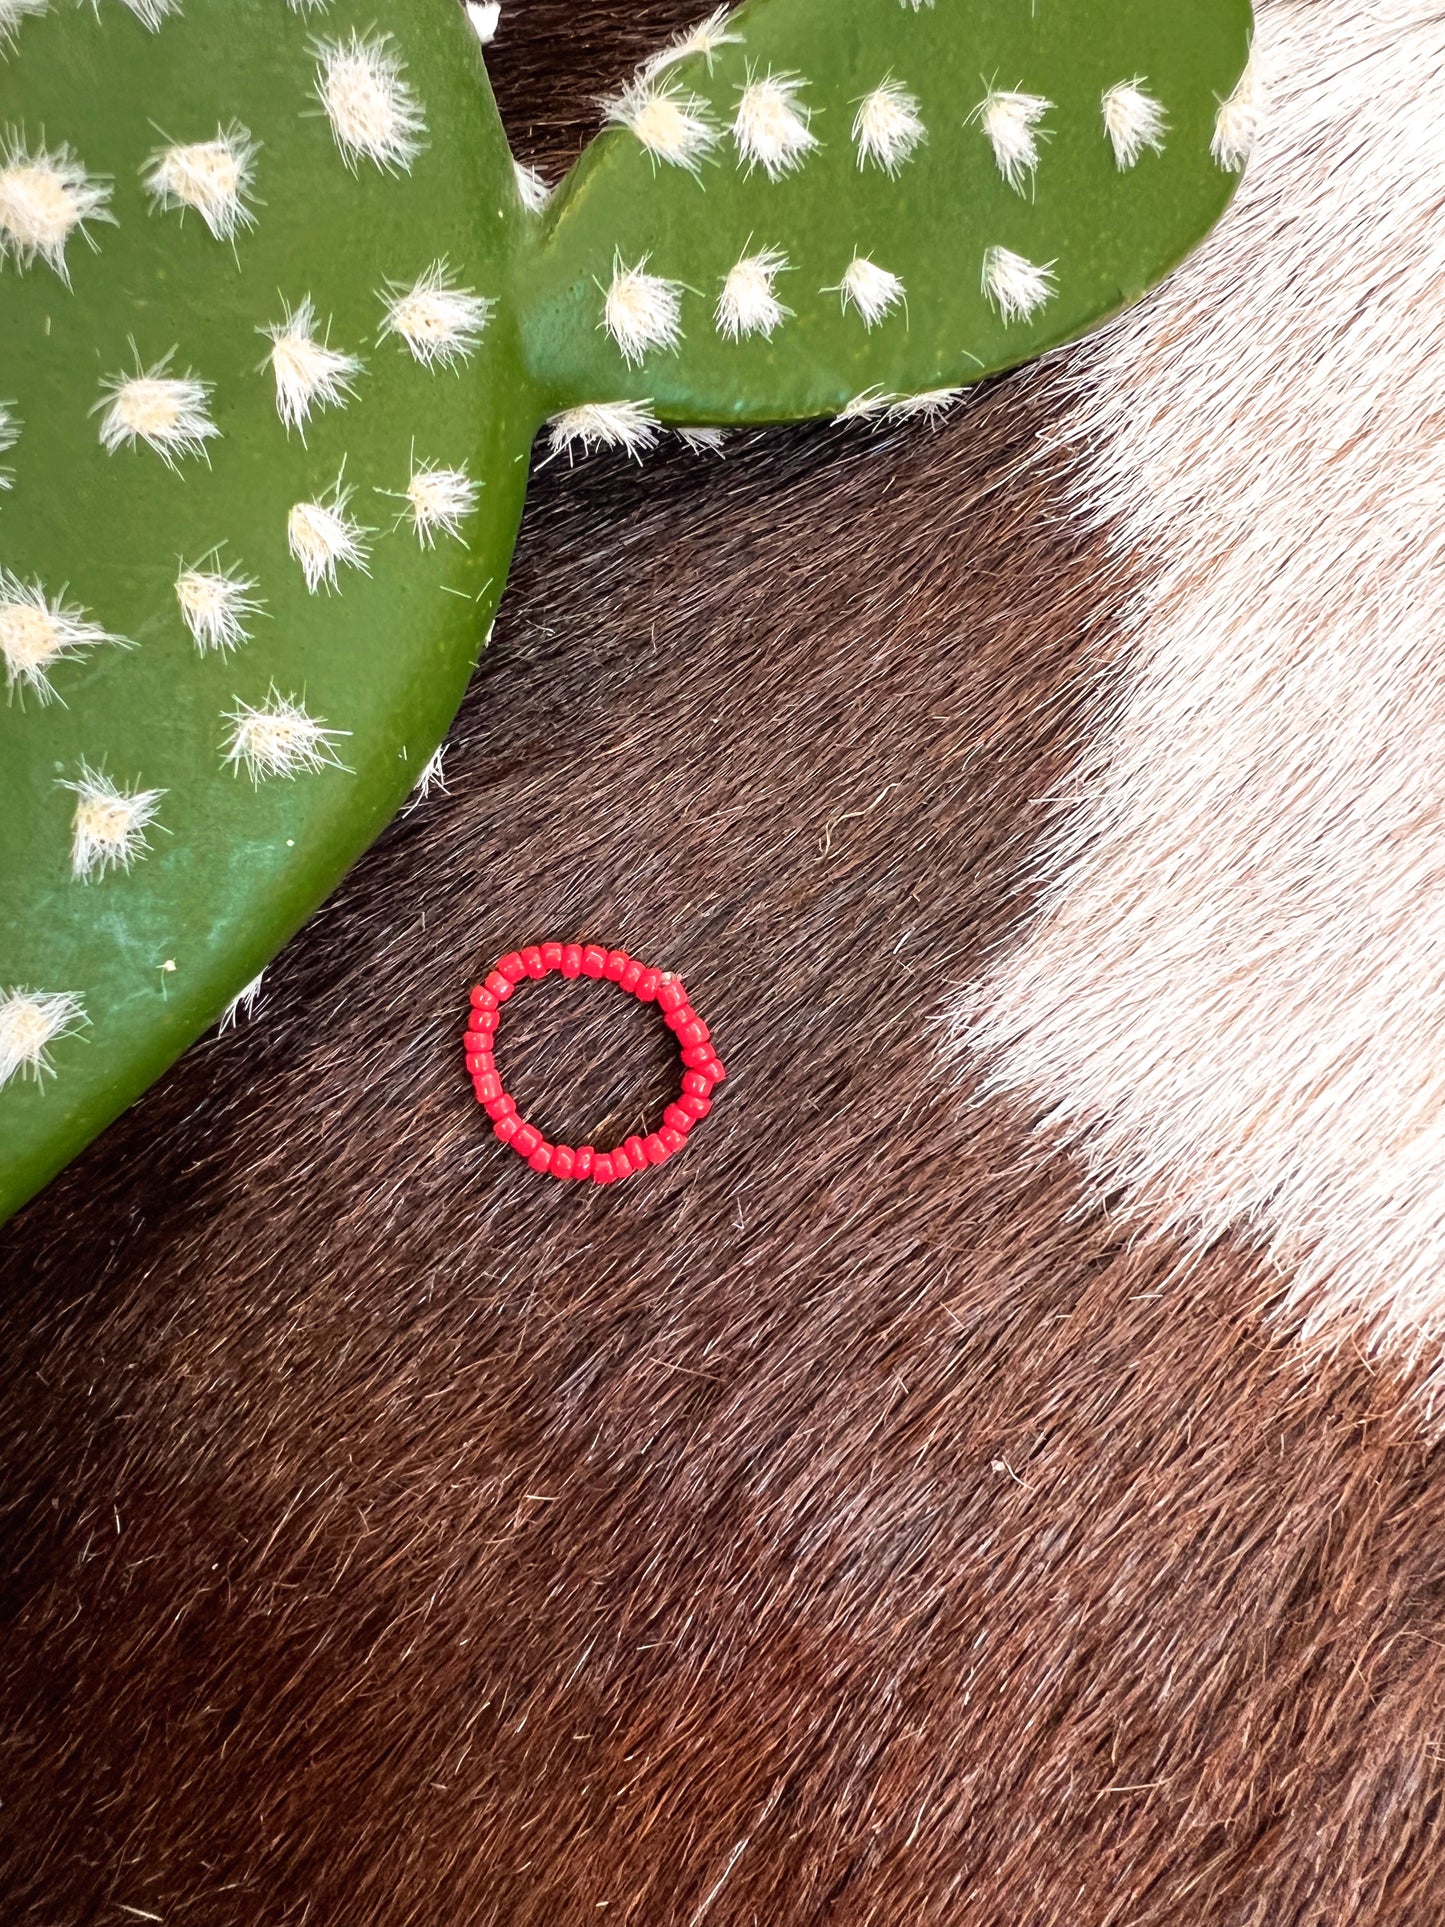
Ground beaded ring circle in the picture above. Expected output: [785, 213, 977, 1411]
[464, 943, 727, 1183]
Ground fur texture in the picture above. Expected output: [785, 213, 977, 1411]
[962, 0, 1445, 1402]
[2, 5, 1444, 1924]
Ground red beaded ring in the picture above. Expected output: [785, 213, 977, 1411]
[463, 944, 726, 1183]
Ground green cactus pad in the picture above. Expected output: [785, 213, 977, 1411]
[523, 0, 1256, 423]
[0, 0, 1252, 1224]
[0, 0, 532, 1219]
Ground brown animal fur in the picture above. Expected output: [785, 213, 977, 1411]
[2, 4, 1444, 1922]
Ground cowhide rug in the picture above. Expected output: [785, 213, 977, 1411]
[4, 1, 1445, 1920]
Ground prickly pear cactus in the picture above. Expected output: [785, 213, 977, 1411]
[0, 0, 1254, 1222]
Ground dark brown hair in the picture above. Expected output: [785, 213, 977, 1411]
[2, 5, 1442, 1922]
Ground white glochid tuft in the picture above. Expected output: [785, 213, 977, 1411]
[223, 687, 349, 782]
[853, 78, 926, 175]
[465, 1, 499, 44]
[602, 254, 684, 364]
[96, 353, 218, 467]
[1213, 47, 1263, 171]
[642, 7, 740, 77]
[402, 460, 480, 547]
[832, 254, 905, 329]
[1101, 79, 1167, 169]
[143, 124, 258, 241]
[113, 0, 183, 25]
[175, 555, 263, 653]
[834, 386, 895, 426]
[0, 399, 16, 490]
[973, 87, 1052, 193]
[0, 136, 113, 283]
[406, 744, 449, 808]
[0, 987, 85, 1088]
[732, 71, 817, 180]
[982, 245, 1056, 322]
[313, 30, 426, 174]
[380, 261, 492, 369]
[262, 295, 363, 434]
[219, 970, 266, 1030]
[0, 571, 125, 703]
[0, 0, 48, 53]
[888, 387, 965, 424]
[513, 160, 552, 215]
[604, 76, 719, 174]
[716, 246, 791, 340]
[546, 400, 661, 464]
[61, 762, 166, 882]
[675, 426, 728, 457]
[287, 472, 372, 594]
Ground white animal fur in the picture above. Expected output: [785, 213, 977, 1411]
[958, 0, 1445, 1404]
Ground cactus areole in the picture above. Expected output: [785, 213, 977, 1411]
[0, 0, 1253, 1222]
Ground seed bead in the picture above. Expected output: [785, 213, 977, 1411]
[464, 941, 726, 1183]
